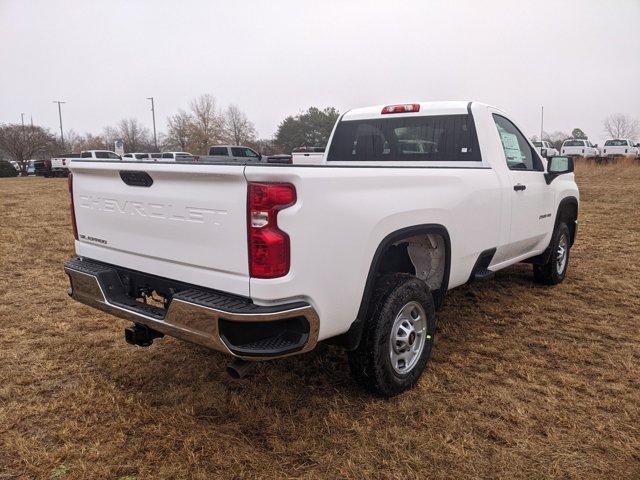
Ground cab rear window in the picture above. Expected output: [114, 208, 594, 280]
[564, 140, 585, 146]
[604, 140, 627, 146]
[327, 114, 481, 162]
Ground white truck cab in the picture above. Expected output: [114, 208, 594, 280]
[561, 139, 599, 158]
[533, 141, 559, 158]
[64, 101, 578, 396]
[601, 139, 639, 158]
[80, 150, 122, 160]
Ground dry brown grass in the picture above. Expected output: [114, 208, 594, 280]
[1, 163, 639, 479]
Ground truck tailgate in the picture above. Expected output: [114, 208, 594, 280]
[70, 161, 250, 296]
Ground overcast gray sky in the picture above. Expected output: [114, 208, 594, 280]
[1, 0, 639, 144]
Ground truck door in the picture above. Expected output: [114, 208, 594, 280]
[492, 114, 554, 259]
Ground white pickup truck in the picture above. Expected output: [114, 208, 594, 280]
[48, 153, 82, 177]
[560, 139, 599, 158]
[601, 139, 639, 159]
[532, 141, 559, 158]
[64, 101, 579, 396]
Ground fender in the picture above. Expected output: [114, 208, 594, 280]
[328, 224, 451, 350]
[526, 196, 578, 265]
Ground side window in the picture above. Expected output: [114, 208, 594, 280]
[95, 152, 109, 159]
[245, 148, 259, 158]
[211, 147, 228, 156]
[492, 114, 542, 171]
[81, 151, 91, 158]
[107, 152, 121, 159]
[231, 147, 246, 157]
[123, 153, 132, 158]
[162, 153, 173, 159]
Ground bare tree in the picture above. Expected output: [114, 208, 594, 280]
[603, 114, 639, 141]
[73, 133, 107, 152]
[115, 118, 153, 152]
[188, 94, 224, 153]
[540, 130, 570, 151]
[164, 109, 192, 151]
[0, 123, 56, 175]
[223, 104, 257, 145]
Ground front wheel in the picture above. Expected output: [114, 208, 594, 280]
[347, 274, 436, 397]
[533, 222, 571, 285]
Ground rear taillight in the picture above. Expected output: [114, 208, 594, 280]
[247, 183, 296, 278]
[68, 173, 78, 240]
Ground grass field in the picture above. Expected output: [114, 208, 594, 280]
[1, 161, 639, 479]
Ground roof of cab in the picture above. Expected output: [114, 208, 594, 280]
[342, 101, 491, 121]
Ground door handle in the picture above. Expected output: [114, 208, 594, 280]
[513, 184, 526, 191]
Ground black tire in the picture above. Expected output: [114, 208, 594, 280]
[533, 222, 571, 285]
[347, 273, 436, 397]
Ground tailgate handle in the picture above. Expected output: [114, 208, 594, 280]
[120, 171, 153, 187]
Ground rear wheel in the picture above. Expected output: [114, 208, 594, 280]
[348, 274, 436, 397]
[533, 222, 570, 285]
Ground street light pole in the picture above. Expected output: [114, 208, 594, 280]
[53, 100, 66, 150]
[147, 97, 158, 151]
[540, 105, 544, 143]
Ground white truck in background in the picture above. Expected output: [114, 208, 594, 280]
[160, 151, 194, 161]
[80, 150, 122, 160]
[207, 145, 262, 162]
[122, 153, 157, 161]
[291, 147, 325, 164]
[48, 153, 82, 177]
[601, 139, 639, 159]
[560, 139, 599, 158]
[533, 141, 558, 158]
[64, 101, 579, 396]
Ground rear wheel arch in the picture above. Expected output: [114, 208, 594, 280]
[329, 224, 451, 350]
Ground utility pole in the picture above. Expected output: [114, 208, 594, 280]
[540, 106, 544, 143]
[147, 97, 158, 151]
[53, 100, 66, 150]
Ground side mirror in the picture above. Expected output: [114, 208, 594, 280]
[635, 143, 640, 148]
[540, 148, 548, 158]
[545, 156, 574, 185]
[594, 144, 598, 148]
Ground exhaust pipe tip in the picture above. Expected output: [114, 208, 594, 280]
[226, 358, 254, 379]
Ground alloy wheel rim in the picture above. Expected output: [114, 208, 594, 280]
[389, 301, 429, 375]
[556, 233, 568, 275]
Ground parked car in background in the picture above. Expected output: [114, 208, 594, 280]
[291, 146, 325, 164]
[9, 160, 21, 172]
[561, 139, 599, 158]
[64, 100, 579, 396]
[601, 139, 639, 159]
[533, 141, 559, 158]
[80, 150, 122, 160]
[160, 151, 194, 161]
[49, 153, 82, 177]
[27, 160, 36, 175]
[207, 145, 261, 162]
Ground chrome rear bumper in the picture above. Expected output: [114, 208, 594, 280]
[64, 257, 319, 360]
